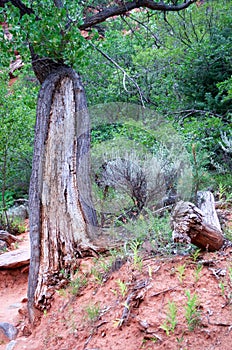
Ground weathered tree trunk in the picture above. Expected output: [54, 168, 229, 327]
[28, 67, 102, 323]
[171, 191, 224, 252]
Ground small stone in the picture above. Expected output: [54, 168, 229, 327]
[6, 340, 17, 350]
[21, 325, 32, 337]
[8, 303, 21, 309]
[21, 297, 28, 303]
[0, 323, 18, 340]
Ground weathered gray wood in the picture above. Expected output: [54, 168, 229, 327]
[171, 193, 224, 251]
[28, 67, 102, 323]
[197, 191, 221, 231]
[0, 248, 30, 269]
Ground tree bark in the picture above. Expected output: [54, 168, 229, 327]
[171, 192, 224, 252]
[28, 67, 101, 323]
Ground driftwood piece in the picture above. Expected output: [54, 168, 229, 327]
[171, 192, 224, 251]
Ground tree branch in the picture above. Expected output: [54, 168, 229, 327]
[90, 42, 147, 108]
[0, 0, 33, 16]
[1, 0, 196, 29]
[80, 1, 197, 30]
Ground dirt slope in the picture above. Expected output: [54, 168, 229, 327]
[1, 249, 232, 349]
[0, 216, 232, 350]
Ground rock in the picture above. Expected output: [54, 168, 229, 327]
[8, 303, 22, 309]
[0, 323, 18, 340]
[6, 340, 17, 350]
[0, 248, 30, 269]
[6, 201, 29, 221]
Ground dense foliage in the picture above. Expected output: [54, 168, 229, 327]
[0, 72, 37, 214]
[0, 0, 231, 219]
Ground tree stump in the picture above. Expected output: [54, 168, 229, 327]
[171, 191, 224, 251]
[196, 191, 221, 231]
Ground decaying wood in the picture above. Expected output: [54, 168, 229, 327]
[0, 230, 19, 247]
[118, 278, 151, 328]
[28, 67, 106, 323]
[197, 191, 221, 231]
[0, 248, 30, 269]
[171, 191, 224, 251]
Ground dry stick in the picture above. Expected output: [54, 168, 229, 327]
[83, 321, 108, 349]
[151, 286, 178, 297]
[118, 292, 135, 328]
[206, 316, 232, 327]
[90, 42, 147, 108]
[118, 278, 151, 327]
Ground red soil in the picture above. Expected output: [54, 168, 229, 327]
[0, 215, 232, 350]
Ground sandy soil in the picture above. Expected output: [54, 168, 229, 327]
[0, 215, 231, 350]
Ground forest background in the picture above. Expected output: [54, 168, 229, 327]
[0, 0, 231, 232]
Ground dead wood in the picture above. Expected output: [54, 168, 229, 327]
[0, 230, 20, 247]
[197, 191, 221, 231]
[171, 191, 224, 252]
[0, 248, 30, 269]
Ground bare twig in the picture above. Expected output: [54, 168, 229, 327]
[151, 286, 178, 297]
[118, 292, 134, 328]
[90, 42, 147, 108]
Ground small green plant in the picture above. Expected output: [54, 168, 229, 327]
[0, 246, 8, 253]
[129, 239, 143, 270]
[191, 248, 201, 262]
[12, 218, 27, 234]
[43, 309, 48, 317]
[84, 303, 101, 323]
[184, 290, 201, 331]
[194, 264, 203, 283]
[70, 275, 88, 295]
[59, 268, 69, 279]
[122, 210, 173, 256]
[91, 266, 104, 283]
[217, 270, 232, 304]
[13, 242, 19, 249]
[228, 266, 232, 283]
[57, 288, 67, 298]
[176, 264, 186, 284]
[91, 255, 113, 284]
[116, 279, 128, 298]
[218, 182, 232, 202]
[110, 288, 118, 296]
[219, 280, 225, 297]
[176, 334, 185, 348]
[160, 300, 178, 335]
[224, 227, 232, 241]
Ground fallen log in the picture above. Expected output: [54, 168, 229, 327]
[0, 248, 30, 269]
[171, 191, 224, 251]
